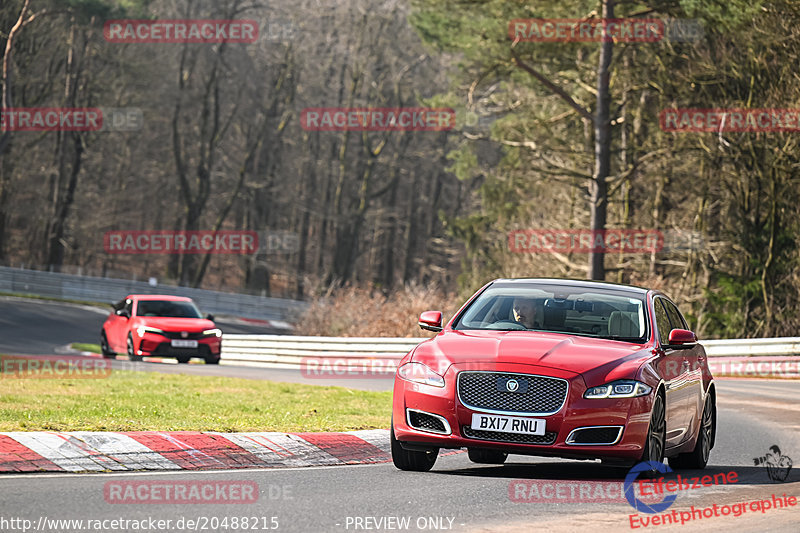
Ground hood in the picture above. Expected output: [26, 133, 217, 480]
[135, 317, 215, 332]
[411, 329, 651, 378]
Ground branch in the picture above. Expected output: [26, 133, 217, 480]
[606, 148, 671, 196]
[549, 251, 590, 272]
[0, 0, 31, 154]
[509, 47, 595, 123]
[497, 138, 539, 151]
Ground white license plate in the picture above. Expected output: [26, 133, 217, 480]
[471, 413, 545, 435]
[171, 339, 198, 348]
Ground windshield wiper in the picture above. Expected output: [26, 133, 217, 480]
[603, 335, 645, 342]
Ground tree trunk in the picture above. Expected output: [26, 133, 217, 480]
[588, 0, 615, 281]
[45, 18, 88, 271]
[0, 0, 30, 157]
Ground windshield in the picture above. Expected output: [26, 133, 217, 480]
[453, 283, 648, 342]
[135, 300, 203, 319]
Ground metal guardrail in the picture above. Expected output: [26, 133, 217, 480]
[220, 335, 425, 369]
[0, 266, 306, 321]
[699, 337, 800, 356]
[219, 335, 800, 370]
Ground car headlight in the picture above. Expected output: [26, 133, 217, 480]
[136, 326, 165, 337]
[397, 362, 445, 388]
[584, 380, 652, 399]
[202, 328, 222, 338]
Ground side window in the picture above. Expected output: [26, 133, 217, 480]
[663, 300, 688, 331]
[654, 298, 671, 346]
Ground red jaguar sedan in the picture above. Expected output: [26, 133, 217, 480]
[391, 279, 716, 472]
[100, 295, 222, 364]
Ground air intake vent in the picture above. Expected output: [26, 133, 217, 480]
[566, 426, 623, 445]
[407, 410, 450, 434]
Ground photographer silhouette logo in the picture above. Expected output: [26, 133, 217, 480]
[753, 445, 793, 482]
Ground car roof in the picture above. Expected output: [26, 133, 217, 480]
[126, 295, 194, 302]
[489, 278, 649, 295]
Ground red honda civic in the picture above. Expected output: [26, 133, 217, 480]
[100, 295, 222, 364]
[391, 279, 716, 472]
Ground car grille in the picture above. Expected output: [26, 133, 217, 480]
[457, 371, 568, 415]
[152, 343, 212, 357]
[158, 331, 206, 340]
[567, 426, 622, 445]
[407, 410, 449, 434]
[461, 425, 557, 445]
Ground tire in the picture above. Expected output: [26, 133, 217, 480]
[390, 422, 438, 472]
[668, 393, 714, 470]
[467, 448, 508, 465]
[100, 331, 116, 359]
[204, 356, 220, 365]
[127, 335, 143, 362]
[176, 356, 191, 364]
[639, 392, 666, 477]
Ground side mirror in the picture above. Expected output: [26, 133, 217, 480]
[418, 311, 443, 332]
[116, 309, 131, 319]
[206, 314, 215, 321]
[666, 328, 697, 349]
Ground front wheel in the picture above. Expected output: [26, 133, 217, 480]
[176, 356, 191, 364]
[669, 393, 714, 470]
[390, 423, 438, 472]
[127, 335, 143, 362]
[100, 331, 116, 358]
[639, 392, 666, 477]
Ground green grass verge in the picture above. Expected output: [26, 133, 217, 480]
[0, 370, 392, 432]
[72, 343, 102, 354]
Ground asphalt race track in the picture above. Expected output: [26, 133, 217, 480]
[0, 298, 798, 532]
[0, 296, 278, 352]
[0, 380, 797, 532]
[0, 297, 391, 390]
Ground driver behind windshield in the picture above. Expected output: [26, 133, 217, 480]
[512, 297, 540, 329]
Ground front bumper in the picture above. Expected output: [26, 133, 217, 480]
[136, 333, 221, 358]
[392, 362, 652, 461]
